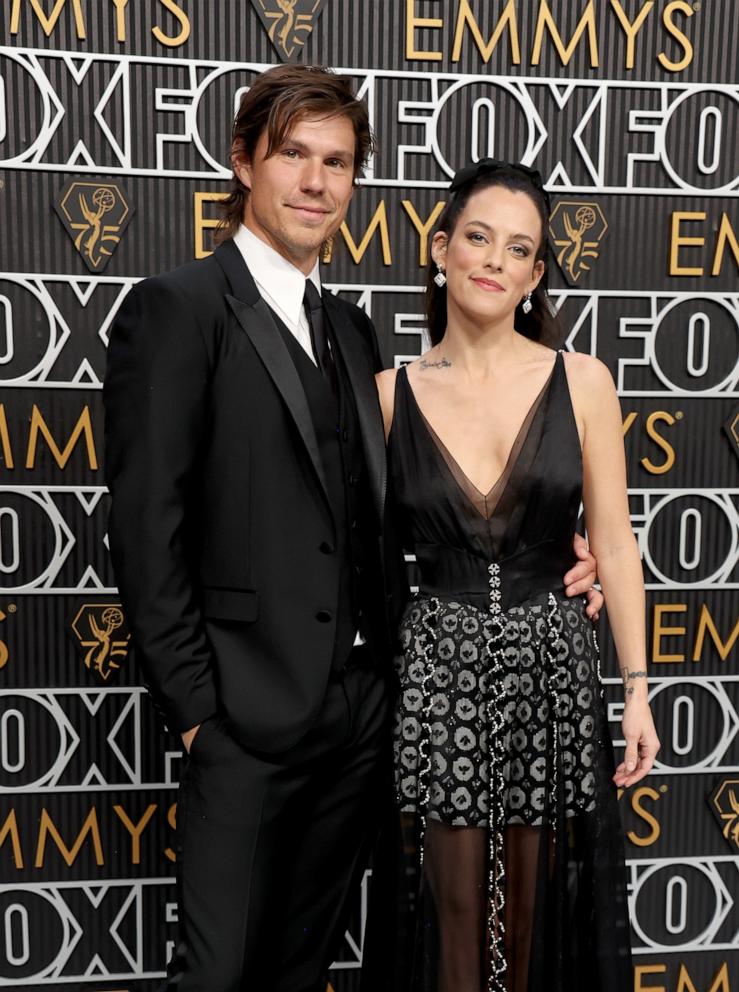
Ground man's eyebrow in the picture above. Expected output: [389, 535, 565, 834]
[464, 220, 535, 244]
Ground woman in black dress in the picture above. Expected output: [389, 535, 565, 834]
[375, 161, 660, 992]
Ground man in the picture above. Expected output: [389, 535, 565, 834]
[104, 64, 601, 992]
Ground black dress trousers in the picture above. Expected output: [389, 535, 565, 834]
[162, 658, 393, 992]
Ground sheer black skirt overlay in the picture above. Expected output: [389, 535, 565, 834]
[391, 593, 632, 992]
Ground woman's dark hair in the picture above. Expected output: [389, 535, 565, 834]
[214, 64, 374, 245]
[426, 162, 562, 347]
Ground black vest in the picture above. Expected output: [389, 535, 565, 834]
[271, 311, 380, 668]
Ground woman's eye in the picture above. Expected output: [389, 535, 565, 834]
[468, 232, 486, 244]
[510, 245, 529, 257]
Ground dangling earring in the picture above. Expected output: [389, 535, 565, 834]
[434, 264, 447, 288]
[522, 291, 533, 314]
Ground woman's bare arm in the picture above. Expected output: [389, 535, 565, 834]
[375, 368, 399, 441]
[567, 353, 660, 788]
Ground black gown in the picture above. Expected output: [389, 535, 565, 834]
[387, 351, 632, 992]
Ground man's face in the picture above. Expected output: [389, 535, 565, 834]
[236, 114, 357, 273]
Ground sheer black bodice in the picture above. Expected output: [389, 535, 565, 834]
[389, 351, 582, 612]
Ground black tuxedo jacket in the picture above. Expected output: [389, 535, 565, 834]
[104, 240, 407, 752]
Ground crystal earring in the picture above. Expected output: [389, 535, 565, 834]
[522, 292, 533, 314]
[434, 264, 447, 288]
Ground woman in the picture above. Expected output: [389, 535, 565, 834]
[375, 160, 660, 992]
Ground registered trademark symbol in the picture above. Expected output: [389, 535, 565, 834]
[6, 604, 16, 613]
[675, 411, 683, 420]
[659, 784, 668, 794]
[692, 1, 701, 10]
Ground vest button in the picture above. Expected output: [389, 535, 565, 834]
[319, 541, 334, 554]
[316, 610, 332, 623]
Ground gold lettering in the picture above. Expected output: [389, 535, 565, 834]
[658, 1, 695, 73]
[669, 211, 706, 276]
[0, 609, 8, 671]
[634, 964, 666, 992]
[531, 0, 599, 68]
[628, 786, 661, 846]
[677, 967, 699, 992]
[152, 0, 191, 47]
[692, 605, 739, 663]
[652, 603, 687, 662]
[0, 809, 24, 868]
[622, 411, 639, 437]
[452, 0, 520, 64]
[110, 0, 129, 42]
[0, 405, 14, 469]
[35, 808, 104, 867]
[325, 202, 393, 266]
[642, 411, 676, 474]
[165, 802, 177, 862]
[405, 0, 443, 61]
[401, 200, 446, 266]
[677, 961, 731, 992]
[707, 963, 730, 992]
[609, 1, 654, 70]
[711, 213, 739, 276]
[10, 0, 86, 38]
[26, 405, 97, 470]
[193, 192, 227, 259]
[113, 804, 157, 865]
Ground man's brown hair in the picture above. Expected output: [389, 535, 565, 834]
[214, 64, 374, 245]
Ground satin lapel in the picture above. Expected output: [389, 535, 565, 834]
[323, 292, 387, 524]
[225, 291, 332, 516]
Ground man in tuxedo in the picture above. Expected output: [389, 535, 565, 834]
[104, 64, 600, 992]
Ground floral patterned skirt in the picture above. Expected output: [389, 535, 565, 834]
[394, 591, 603, 828]
[387, 591, 632, 992]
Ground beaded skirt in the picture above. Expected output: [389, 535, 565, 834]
[392, 586, 624, 992]
[394, 590, 603, 829]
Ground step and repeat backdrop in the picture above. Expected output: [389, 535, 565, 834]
[0, 1, 737, 990]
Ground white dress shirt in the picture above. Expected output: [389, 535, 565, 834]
[232, 223, 320, 365]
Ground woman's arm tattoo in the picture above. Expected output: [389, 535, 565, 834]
[620, 667, 648, 697]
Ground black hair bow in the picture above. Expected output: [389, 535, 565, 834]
[449, 158, 550, 211]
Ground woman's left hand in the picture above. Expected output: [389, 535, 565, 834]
[614, 698, 660, 788]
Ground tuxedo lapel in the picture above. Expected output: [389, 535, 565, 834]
[323, 291, 387, 524]
[215, 242, 332, 514]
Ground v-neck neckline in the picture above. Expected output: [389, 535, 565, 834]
[400, 353, 559, 516]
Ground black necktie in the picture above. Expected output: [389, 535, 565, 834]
[303, 279, 336, 393]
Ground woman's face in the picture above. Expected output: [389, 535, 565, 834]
[432, 184, 545, 329]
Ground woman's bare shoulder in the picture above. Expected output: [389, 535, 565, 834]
[375, 367, 400, 437]
[375, 366, 399, 398]
[561, 350, 615, 393]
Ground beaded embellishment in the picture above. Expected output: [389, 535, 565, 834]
[483, 561, 508, 991]
[417, 595, 441, 863]
[413, 564, 585, 991]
